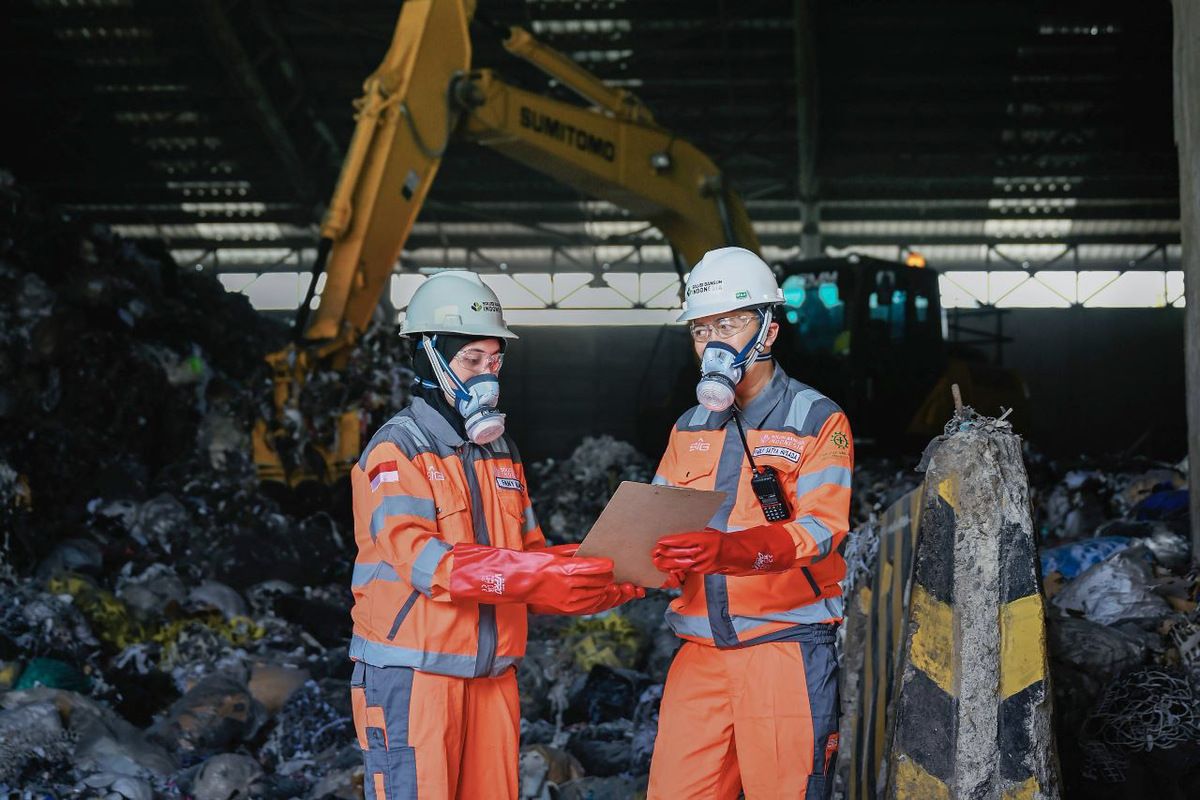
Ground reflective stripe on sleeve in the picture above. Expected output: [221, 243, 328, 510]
[369, 495, 438, 541]
[793, 465, 852, 497]
[410, 538, 453, 596]
[795, 515, 835, 558]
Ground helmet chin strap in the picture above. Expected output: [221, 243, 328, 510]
[418, 335, 471, 404]
[729, 307, 774, 373]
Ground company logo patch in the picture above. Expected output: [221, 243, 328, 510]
[760, 433, 805, 449]
[830, 431, 850, 450]
[753, 445, 802, 463]
[481, 574, 506, 595]
[688, 438, 711, 452]
[735, 290, 751, 300]
[686, 279, 724, 298]
[470, 300, 502, 313]
[426, 466, 445, 482]
[496, 477, 524, 491]
[752, 552, 775, 571]
[369, 461, 400, 491]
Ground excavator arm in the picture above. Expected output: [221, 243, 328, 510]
[256, 0, 758, 484]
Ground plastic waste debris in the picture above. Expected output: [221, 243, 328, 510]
[519, 744, 585, 800]
[1052, 550, 1170, 626]
[1040, 536, 1133, 579]
[148, 672, 266, 759]
[13, 656, 90, 692]
[190, 753, 265, 800]
[0, 700, 71, 786]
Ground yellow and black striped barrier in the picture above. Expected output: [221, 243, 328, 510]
[838, 488, 922, 800]
[885, 429, 1060, 800]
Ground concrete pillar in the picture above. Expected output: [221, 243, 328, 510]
[886, 419, 1060, 799]
[1174, 0, 1200, 564]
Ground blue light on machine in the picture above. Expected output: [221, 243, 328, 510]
[786, 309, 799, 324]
[782, 275, 806, 307]
[819, 283, 841, 309]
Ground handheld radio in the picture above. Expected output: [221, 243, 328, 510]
[732, 408, 792, 522]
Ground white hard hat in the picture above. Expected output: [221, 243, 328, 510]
[398, 270, 518, 339]
[677, 247, 783, 322]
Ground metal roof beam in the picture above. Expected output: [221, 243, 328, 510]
[196, 0, 314, 200]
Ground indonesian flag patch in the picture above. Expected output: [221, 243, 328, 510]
[369, 461, 400, 491]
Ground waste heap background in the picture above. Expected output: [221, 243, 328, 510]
[2, 172, 1198, 799]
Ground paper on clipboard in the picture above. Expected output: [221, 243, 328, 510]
[574, 481, 726, 587]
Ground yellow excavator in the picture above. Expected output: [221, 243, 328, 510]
[255, 0, 1025, 484]
[253, 0, 760, 485]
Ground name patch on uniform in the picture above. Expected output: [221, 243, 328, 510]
[369, 461, 400, 491]
[496, 477, 524, 491]
[752, 445, 802, 463]
[760, 433, 804, 448]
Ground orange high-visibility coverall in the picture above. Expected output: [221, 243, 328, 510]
[647, 366, 853, 800]
[349, 397, 545, 800]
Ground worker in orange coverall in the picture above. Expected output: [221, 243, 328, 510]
[647, 247, 853, 800]
[348, 270, 642, 800]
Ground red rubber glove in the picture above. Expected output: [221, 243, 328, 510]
[652, 525, 797, 576]
[532, 581, 645, 616]
[528, 542, 646, 614]
[658, 569, 687, 590]
[449, 543, 615, 614]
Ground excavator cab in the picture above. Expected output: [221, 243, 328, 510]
[771, 255, 1027, 444]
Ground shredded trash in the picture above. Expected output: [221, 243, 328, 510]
[1, 173, 1195, 797]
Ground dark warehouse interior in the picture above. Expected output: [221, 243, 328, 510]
[0, 1, 1197, 798]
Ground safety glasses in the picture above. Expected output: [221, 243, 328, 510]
[687, 314, 758, 343]
[454, 348, 504, 374]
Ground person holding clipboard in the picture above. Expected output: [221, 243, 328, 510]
[646, 248, 854, 800]
[347, 271, 641, 800]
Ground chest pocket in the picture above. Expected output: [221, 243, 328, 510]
[673, 441, 721, 489]
[491, 469, 528, 525]
[430, 481, 469, 540]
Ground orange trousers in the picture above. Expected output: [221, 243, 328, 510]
[350, 661, 520, 800]
[647, 634, 840, 800]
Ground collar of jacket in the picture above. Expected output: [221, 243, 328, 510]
[410, 396, 467, 449]
[725, 362, 789, 427]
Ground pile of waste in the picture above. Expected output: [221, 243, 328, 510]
[9, 167, 1194, 798]
[0, 173, 396, 797]
[0, 175, 684, 798]
[528, 436, 654, 544]
[1029, 453, 1199, 796]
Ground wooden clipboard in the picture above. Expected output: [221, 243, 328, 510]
[574, 481, 727, 587]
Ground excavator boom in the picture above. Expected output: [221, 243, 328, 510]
[303, 0, 474, 345]
[257, 0, 757, 484]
